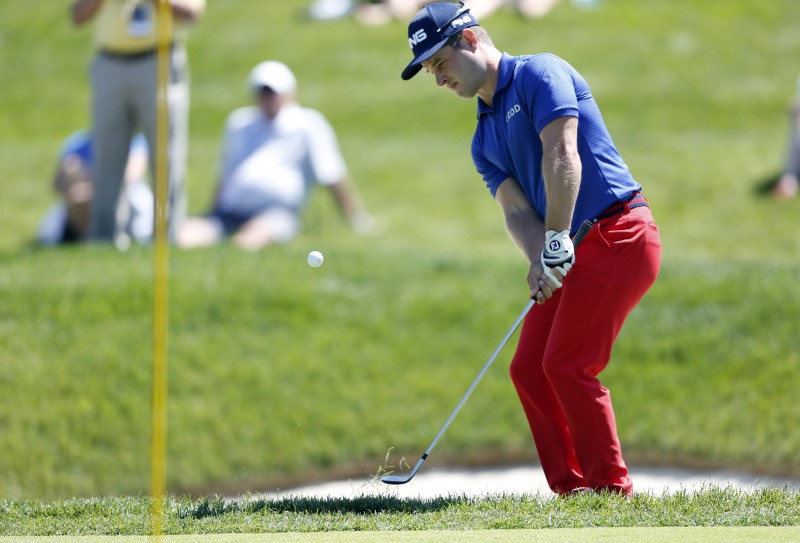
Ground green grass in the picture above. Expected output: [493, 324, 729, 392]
[1, 0, 800, 509]
[1, 530, 799, 543]
[1, 487, 799, 538]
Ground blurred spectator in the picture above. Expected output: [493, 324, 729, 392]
[307, 0, 359, 21]
[37, 131, 154, 247]
[70, 0, 205, 241]
[773, 75, 800, 200]
[469, 0, 562, 20]
[307, 0, 595, 25]
[176, 61, 375, 251]
[307, 0, 424, 24]
[466, 0, 602, 20]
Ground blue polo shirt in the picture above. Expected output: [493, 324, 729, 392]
[472, 53, 640, 234]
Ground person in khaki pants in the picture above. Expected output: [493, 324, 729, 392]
[70, 0, 205, 242]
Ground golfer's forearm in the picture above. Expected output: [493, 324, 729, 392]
[542, 152, 580, 232]
[504, 208, 545, 264]
[540, 116, 580, 232]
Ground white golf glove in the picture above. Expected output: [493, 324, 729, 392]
[540, 229, 575, 289]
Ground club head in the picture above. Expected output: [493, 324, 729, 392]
[380, 473, 413, 485]
[381, 455, 426, 485]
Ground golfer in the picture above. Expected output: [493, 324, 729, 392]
[401, 2, 661, 496]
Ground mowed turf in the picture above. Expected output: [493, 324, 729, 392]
[2, 488, 799, 537]
[1, 0, 799, 504]
[1, 527, 798, 543]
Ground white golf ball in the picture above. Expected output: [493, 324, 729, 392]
[307, 250, 324, 267]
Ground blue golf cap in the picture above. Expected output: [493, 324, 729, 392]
[401, 2, 480, 81]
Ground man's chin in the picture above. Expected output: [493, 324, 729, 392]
[452, 85, 475, 100]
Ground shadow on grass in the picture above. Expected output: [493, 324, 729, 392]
[181, 495, 468, 519]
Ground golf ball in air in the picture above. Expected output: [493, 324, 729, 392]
[307, 250, 324, 267]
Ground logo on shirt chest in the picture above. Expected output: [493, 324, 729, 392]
[506, 104, 521, 123]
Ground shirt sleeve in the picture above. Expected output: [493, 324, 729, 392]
[303, 109, 347, 186]
[219, 109, 245, 184]
[471, 132, 509, 198]
[518, 55, 580, 134]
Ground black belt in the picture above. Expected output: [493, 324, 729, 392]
[99, 48, 159, 61]
[594, 192, 649, 222]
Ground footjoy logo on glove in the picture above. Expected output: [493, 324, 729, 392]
[549, 240, 562, 252]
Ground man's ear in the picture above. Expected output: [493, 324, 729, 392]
[461, 28, 479, 51]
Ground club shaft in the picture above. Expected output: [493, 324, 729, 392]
[420, 298, 535, 458]
[424, 221, 593, 459]
[388, 220, 593, 484]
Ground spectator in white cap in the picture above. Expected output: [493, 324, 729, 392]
[177, 61, 375, 250]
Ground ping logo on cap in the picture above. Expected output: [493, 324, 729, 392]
[409, 28, 428, 48]
[401, 2, 480, 80]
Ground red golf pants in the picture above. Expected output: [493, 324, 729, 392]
[509, 205, 661, 496]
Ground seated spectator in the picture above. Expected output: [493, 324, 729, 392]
[37, 131, 153, 248]
[177, 61, 374, 251]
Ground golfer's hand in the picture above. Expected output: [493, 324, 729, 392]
[529, 260, 565, 304]
[531, 230, 575, 303]
[541, 230, 574, 279]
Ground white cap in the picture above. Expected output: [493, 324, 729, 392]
[248, 61, 297, 95]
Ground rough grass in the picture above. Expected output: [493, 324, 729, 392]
[1, 487, 799, 536]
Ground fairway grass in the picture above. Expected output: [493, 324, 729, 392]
[3, 488, 798, 537]
[3, 0, 800, 505]
[1, 528, 799, 543]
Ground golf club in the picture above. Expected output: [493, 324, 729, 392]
[382, 220, 594, 485]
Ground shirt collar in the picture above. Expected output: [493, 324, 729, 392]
[477, 53, 515, 117]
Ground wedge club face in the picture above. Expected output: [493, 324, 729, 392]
[381, 455, 426, 485]
[380, 473, 414, 485]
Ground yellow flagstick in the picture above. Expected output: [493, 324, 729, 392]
[151, 0, 172, 538]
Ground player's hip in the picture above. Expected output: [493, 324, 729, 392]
[587, 196, 660, 258]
